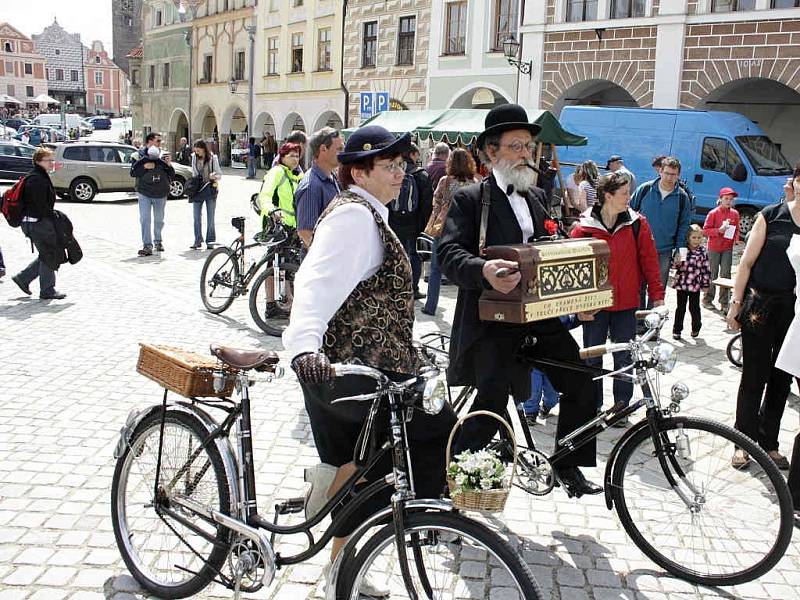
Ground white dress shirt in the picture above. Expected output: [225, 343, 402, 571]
[492, 169, 535, 243]
[283, 185, 386, 359]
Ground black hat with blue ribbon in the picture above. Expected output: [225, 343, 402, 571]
[337, 125, 412, 164]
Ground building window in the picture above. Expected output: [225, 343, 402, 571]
[397, 16, 416, 65]
[55, 49, 60, 55]
[24, 63, 32, 75]
[291, 32, 304, 72]
[711, 0, 755, 10]
[362, 21, 377, 67]
[7, 84, 14, 96]
[701, 137, 744, 179]
[3, 42, 11, 52]
[71, 69, 79, 81]
[267, 37, 279, 74]
[566, 0, 598, 21]
[95, 56, 101, 64]
[294, 0, 304, 5]
[55, 68, 64, 81]
[149, 64, 155, 88]
[95, 71, 103, 85]
[445, 2, 467, 55]
[772, 0, 800, 6]
[317, 27, 331, 71]
[155, 10, 162, 26]
[202, 54, 213, 82]
[131, 69, 139, 85]
[26, 85, 34, 97]
[234, 50, 246, 80]
[95, 93, 104, 107]
[162, 63, 170, 87]
[493, 0, 518, 51]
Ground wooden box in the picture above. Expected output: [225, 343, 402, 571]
[479, 238, 614, 323]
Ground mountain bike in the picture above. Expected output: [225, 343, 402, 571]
[111, 344, 541, 600]
[199, 210, 301, 336]
[421, 307, 793, 586]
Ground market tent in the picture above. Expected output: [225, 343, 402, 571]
[0, 94, 22, 105]
[342, 110, 445, 138]
[32, 93, 60, 104]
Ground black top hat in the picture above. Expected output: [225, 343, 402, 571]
[606, 155, 623, 169]
[476, 103, 541, 149]
[337, 125, 412, 164]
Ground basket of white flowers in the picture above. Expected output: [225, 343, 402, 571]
[445, 410, 517, 512]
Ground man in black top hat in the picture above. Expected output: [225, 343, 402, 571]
[438, 103, 601, 497]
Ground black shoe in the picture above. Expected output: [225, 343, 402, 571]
[414, 289, 426, 300]
[0, 267, 5, 279]
[524, 413, 538, 426]
[691, 330, 700, 338]
[206, 243, 217, 250]
[40, 290, 66, 300]
[12, 275, 31, 295]
[154, 242, 164, 252]
[555, 466, 603, 498]
[138, 246, 153, 257]
[190, 243, 202, 250]
[540, 404, 553, 418]
[672, 332, 681, 340]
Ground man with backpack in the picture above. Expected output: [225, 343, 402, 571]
[630, 156, 692, 308]
[389, 143, 432, 299]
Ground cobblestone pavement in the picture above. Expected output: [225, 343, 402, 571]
[1, 171, 799, 600]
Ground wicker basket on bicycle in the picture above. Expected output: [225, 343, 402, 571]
[446, 410, 518, 513]
[136, 343, 236, 398]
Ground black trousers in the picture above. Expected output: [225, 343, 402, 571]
[674, 290, 701, 334]
[734, 292, 795, 452]
[789, 430, 800, 511]
[454, 319, 597, 468]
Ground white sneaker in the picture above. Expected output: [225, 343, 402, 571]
[321, 562, 390, 598]
[304, 463, 338, 521]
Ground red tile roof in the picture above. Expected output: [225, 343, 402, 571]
[126, 46, 143, 58]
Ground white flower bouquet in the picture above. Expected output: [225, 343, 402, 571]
[447, 449, 506, 494]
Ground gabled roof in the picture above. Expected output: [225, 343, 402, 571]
[127, 45, 143, 58]
[0, 22, 32, 41]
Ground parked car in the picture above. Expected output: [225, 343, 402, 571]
[1, 118, 31, 131]
[14, 125, 67, 145]
[49, 141, 192, 202]
[0, 140, 36, 180]
[86, 116, 112, 130]
[558, 106, 795, 234]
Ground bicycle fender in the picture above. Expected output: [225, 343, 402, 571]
[325, 499, 456, 600]
[602, 419, 651, 510]
[113, 401, 242, 518]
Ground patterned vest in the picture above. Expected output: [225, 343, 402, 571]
[314, 190, 419, 374]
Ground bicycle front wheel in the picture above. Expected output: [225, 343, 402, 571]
[248, 261, 298, 336]
[610, 415, 793, 586]
[726, 333, 743, 368]
[200, 247, 240, 314]
[111, 410, 232, 599]
[339, 511, 542, 600]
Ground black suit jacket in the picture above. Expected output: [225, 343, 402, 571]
[437, 174, 553, 387]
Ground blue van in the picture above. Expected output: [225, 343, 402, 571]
[557, 106, 794, 233]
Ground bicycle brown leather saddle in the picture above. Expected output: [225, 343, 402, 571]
[210, 344, 279, 371]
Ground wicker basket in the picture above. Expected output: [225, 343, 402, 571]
[446, 410, 517, 513]
[136, 344, 235, 398]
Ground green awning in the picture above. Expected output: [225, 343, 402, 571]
[344, 108, 587, 147]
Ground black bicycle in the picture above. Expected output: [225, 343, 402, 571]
[199, 210, 301, 336]
[110, 345, 541, 599]
[726, 332, 743, 368]
[421, 306, 793, 587]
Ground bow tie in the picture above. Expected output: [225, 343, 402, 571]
[506, 184, 515, 196]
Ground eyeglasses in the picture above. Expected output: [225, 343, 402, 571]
[375, 160, 406, 174]
[497, 141, 535, 154]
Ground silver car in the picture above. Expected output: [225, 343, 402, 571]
[50, 141, 192, 202]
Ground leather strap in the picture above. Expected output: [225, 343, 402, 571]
[478, 180, 491, 257]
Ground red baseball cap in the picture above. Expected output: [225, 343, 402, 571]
[719, 187, 738, 198]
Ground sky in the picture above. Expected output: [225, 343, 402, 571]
[1, 0, 115, 54]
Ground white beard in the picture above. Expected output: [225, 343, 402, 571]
[494, 158, 537, 193]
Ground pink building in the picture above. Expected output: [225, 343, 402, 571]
[85, 40, 128, 116]
[0, 22, 48, 112]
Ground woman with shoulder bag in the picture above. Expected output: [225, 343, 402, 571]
[421, 148, 478, 316]
[189, 140, 222, 250]
[727, 163, 800, 470]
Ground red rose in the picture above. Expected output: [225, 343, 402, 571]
[544, 219, 558, 235]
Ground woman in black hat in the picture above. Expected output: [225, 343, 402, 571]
[282, 125, 456, 593]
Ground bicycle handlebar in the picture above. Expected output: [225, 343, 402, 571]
[578, 307, 670, 359]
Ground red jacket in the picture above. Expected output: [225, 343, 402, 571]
[570, 208, 665, 311]
[702, 205, 740, 253]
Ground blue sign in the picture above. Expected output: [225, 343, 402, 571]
[360, 92, 390, 120]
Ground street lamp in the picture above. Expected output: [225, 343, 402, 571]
[503, 36, 532, 80]
[228, 77, 238, 94]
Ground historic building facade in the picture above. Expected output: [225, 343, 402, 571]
[343, 0, 431, 127]
[0, 22, 48, 109]
[112, 0, 143, 75]
[519, 0, 800, 161]
[85, 41, 129, 116]
[31, 19, 87, 112]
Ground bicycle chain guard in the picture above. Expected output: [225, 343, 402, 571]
[514, 448, 555, 496]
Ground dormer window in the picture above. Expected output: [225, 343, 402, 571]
[4, 42, 12, 53]
[95, 56, 101, 63]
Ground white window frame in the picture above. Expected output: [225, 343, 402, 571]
[95, 93, 104, 107]
[95, 71, 103, 85]
[267, 36, 279, 74]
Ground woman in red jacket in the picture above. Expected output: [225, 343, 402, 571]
[571, 172, 664, 426]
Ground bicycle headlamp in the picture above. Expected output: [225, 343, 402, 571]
[670, 382, 689, 402]
[652, 343, 677, 373]
[421, 376, 447, 415]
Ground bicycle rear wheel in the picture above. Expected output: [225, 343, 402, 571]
[111, 410, 231, 598]
[248, 261, 298, 336]
[200, 247, 240, 314]
[338, 511, 542, 600]
[726, 333, 743, 368]
[610, 415, 792, 586]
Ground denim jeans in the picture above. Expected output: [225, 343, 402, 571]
[192, 198, 217, 246]
[18, 221, 56, 296]
[399, 236, 422, 291]
[706, 250, 733, 305]
[247, 156, 257, 178]
[582, 309, 637, 408]
[423, 238, 441, 313]
[640, 250, 673, 309]
[522, 369, 559, 415]
[138, 194, 167, 248]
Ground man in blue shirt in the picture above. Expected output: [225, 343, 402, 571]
[630, 156, 692, 307]
[294, 127, 343, 248]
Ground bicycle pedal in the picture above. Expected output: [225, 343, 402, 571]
[275, 496, 305, 515]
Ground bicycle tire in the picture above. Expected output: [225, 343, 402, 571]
[111, 410, 232, 598]
[610, 415, 792, 586]
[337, 511, 542, 600]
[248, 261, 299, 336]
[726, 333, 743, 368]
[200, 247, 240, 314]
